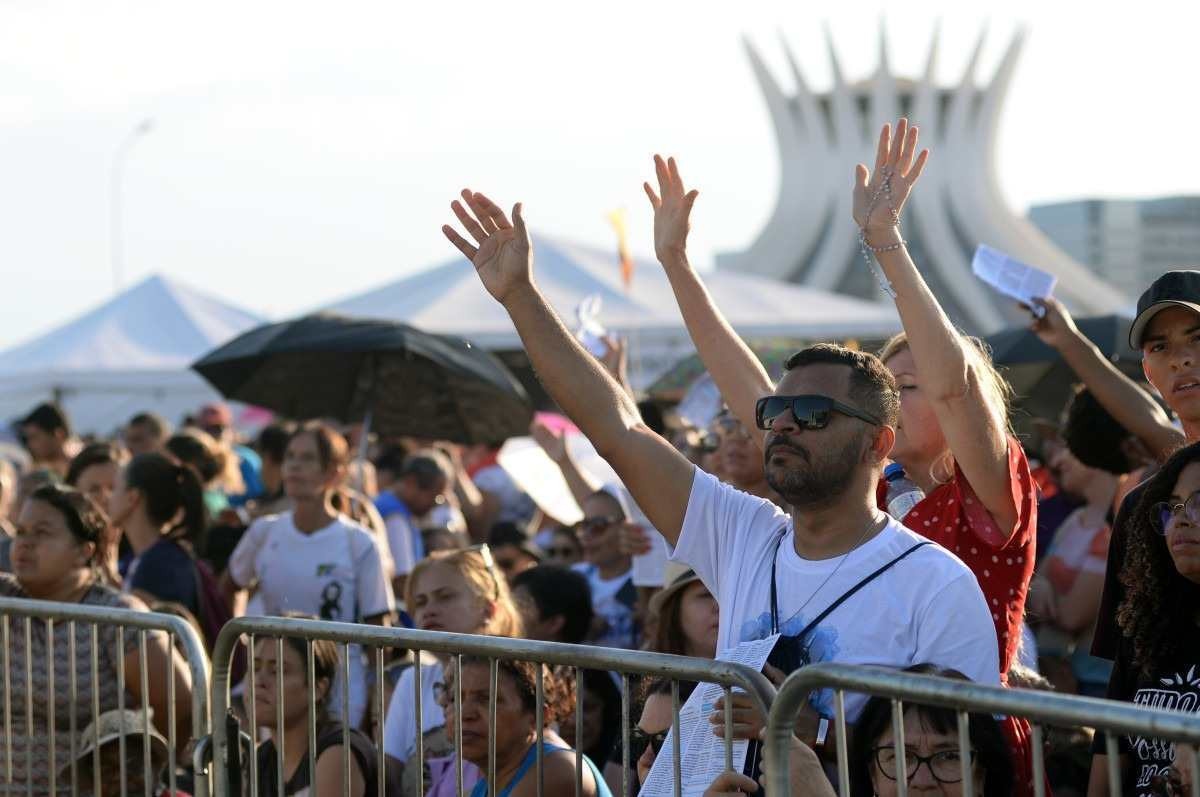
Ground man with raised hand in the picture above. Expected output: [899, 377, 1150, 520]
[441, 189, 999, 748]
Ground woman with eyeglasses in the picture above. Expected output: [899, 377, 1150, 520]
[572, 489, 637, 650]
[1095, 440, 1200, 794]
[382, 546, 523, 793]
[706, 666, 1012, 797]
[440, 657, 610, 797]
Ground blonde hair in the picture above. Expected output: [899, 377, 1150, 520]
[406, 548, 523, 638]
[879, 332, 1014, 481]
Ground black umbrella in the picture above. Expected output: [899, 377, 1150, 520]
[984, 314, 1136, 366]
[192, 313, 533, 444]
[983, 314, 1145, 434]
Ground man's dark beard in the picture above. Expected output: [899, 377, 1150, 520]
[764, 432, 865, 509]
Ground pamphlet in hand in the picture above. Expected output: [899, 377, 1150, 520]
[971, 244, 1057, 316]
[638, 634, 781, 797]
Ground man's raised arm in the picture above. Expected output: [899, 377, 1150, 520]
[441, 189, 693, 544]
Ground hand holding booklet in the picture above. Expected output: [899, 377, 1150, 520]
[971, 244, 1057, 316]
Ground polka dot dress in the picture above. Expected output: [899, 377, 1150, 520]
[887, 436, 1037, 678]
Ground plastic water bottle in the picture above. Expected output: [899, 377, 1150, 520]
[884, 463, 925, 521]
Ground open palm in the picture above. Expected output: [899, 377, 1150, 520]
[853, 117, 929, 230]
[442, 189, 533, 304]
[644, 154, 699, 263]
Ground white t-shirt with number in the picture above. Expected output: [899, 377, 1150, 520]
[672, 467, 1000, 720]
[228, 512, 396, 725]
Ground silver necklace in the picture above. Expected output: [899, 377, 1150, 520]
[777, 513, 889, 630]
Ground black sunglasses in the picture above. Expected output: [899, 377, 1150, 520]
[629, 727, 668, 760]
[572, 515, 621, 536]
[755, 394, 882, 431]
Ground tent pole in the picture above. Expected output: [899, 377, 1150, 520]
[356, 409, 373, 493]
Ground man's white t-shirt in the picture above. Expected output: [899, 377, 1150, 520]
[228, 512, 396, 725]
[572, 563, 638, 650]
[673, 467, 1000, 720]
[382, 660, 443, 763]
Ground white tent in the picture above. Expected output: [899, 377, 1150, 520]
[0, 274, 264, 435]
[326, 235, 901, 386]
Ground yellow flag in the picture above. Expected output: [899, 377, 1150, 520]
[607, 208, 634, 290]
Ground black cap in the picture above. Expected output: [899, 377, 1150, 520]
[1129, 270, 1200, 348]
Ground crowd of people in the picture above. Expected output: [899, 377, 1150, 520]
[0, 117, 1196, 796]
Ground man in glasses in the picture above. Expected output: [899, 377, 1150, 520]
[440, 191, 999, 745]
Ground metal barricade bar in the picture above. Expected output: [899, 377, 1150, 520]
[0, 595, 212, 797]
[209, 615, 777, 797]
[766, 663, 1200, 797]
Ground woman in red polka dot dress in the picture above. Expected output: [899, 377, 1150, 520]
[855, 118, 1038, 794]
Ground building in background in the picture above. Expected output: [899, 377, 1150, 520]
[719, 25, 1129, 335]
[1029, 197, 1200, 303]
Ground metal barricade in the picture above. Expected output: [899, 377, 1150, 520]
[765, 662, 1200, 797]
[0, 595, 212, 797]
[208, 615, 777, 797]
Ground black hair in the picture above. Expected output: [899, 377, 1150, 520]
[848, 665, 1013, 797]
[28, 484, 105, 555]
[373, 446, 409, 478]
[66, 442, 121, 488]
[511, 565, 594, 644]
[784, 344, 899, 428]
[578, 668, 622, 766]
[127, 412, 171, 439]
[1062, 386, 1135, 475]
[20, 402, 71, 436]
[165, 430, 224, 485]
[401, 450, 452, 490]
[1117, 440, 1200, 676]
[123, 452, 208, 546]
[454, 656, 573, 726]
[255, 422, 296, 465]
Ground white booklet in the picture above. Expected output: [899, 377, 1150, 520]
[971, 244, 1057, 315]
[638, 634, 780, 796]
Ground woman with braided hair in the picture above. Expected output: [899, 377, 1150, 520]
[1097, 440, 1200, 795]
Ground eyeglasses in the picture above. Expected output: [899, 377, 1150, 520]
[572, 515, 621, 536]
[1153, 491, 1200, 534]
[755, 395, 882, 431]
[629, 728, 668, 760]
[874, 746, 974, 784]
[464, 543, 502, 599]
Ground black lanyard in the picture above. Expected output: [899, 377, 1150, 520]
[769, 535, 931, 637]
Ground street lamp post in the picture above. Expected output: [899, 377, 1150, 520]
[110, 118, 154, 294]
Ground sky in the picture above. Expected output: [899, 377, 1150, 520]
[0, 0, 1197, 348]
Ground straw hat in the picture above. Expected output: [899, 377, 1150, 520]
[648, 562, 704, 617]
[63, 708, 169, 776]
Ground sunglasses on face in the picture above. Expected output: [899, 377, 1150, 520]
[573, 516, 621, 536]
[629, 727, 668, 760]
[1153, 491, 1200, 534]
[755, 394, 883, 431]
[544, 546, 578, 559]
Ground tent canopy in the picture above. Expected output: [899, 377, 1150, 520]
[0, 274, 264, 435]
[325, 235, 901, 385]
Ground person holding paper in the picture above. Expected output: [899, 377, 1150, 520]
[639, 126, 1035, 683]
[439, 188, 999, 753]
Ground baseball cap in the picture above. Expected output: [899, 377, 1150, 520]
[1129, 270, 1200, 348]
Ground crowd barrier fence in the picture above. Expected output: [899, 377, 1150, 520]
[205, 615, 778, 797]
[765, 662, 1200, 797]
[0, 595, 212, 797]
